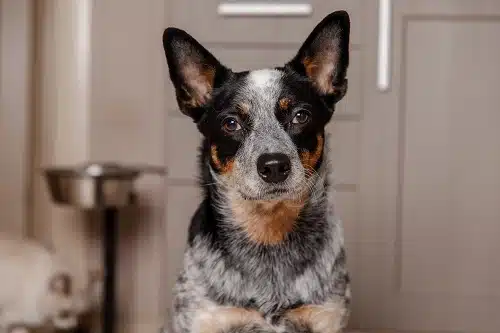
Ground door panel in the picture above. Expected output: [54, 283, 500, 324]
[327, 121, 360, 187]
[336, 191, 359, 246]
[401, 18, 500, 297]
[170, 0, 361, 45]
[359, 1, 500, 331]
[166, 117, 201, 180]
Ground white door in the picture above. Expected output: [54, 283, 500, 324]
[356, 1, 500, 332]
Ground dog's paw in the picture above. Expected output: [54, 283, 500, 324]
[192, 306, 271, 333]
[223, 323, 277, 333]
[281, 301, 347, 333]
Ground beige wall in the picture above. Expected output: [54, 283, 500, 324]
[0, 0, 34, 237]
[33, 0, 91, 281]
[33, 0, 168, 332]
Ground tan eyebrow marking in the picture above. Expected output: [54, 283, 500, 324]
[279, 97, 291, 110]
[236, 102, 250, 115]
[300, 134, 324, 173]
[211, 145, 234, 174]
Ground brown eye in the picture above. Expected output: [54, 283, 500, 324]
[292, 110, 310, 124]
[222, 117, 242, 133]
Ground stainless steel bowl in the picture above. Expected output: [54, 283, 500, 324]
[44, 162, 165, 209]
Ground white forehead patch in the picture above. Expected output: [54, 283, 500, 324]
[247, 69, 281, 89]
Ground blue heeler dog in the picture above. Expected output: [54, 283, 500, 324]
[162, 10, 351, 333]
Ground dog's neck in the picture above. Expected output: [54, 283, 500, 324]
[224, 195, 307, 245]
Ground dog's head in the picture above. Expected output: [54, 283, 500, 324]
[163, 11, 349, 203]
[43, 270, 102, 331]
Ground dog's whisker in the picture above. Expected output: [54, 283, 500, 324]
[200, 181, 219, 187]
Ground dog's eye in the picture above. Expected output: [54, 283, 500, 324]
[222, 117, 242, 133]
[292, 110, 311, 125]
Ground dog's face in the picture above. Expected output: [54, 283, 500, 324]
[163, 11, 349, 201]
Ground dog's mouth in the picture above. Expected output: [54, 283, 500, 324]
[239, 187, 293, 201]
[266, 188, 289, 196]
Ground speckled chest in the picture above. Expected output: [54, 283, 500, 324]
[186, 228, 343, 316]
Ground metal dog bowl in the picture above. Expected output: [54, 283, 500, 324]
[44, 162, 165, 209]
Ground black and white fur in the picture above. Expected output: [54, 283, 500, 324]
[162, 11, 351, 333]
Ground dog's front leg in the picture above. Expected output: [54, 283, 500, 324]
[281, 301, 348, 333]
[192, 306, 275, 333]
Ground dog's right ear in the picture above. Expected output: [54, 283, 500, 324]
[163, 28, 231, 123]
[286, 11, 350, 112]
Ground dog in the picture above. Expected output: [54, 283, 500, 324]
[162, 10, 351, 333]
[0, 234, 102, 333]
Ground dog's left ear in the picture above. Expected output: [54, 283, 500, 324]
[286, 10, 350, 110]
[163, 27, 231, 123]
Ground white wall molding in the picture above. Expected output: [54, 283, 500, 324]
[33, 0, 93, 288]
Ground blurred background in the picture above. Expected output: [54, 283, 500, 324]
[1, 0, 499, 332]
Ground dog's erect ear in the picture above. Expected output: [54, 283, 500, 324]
[286, 11, 350, 109]
[163, 28, 231, 122]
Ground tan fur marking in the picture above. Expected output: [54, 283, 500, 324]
[302, 56, 319, 86]
[285, 301, 347, 333]
[279, 97, 291, 110]
[302, 51, 339, 95]
[211, 145, 234, 174]
[181, 64, 215, 107]
[230, 196, 305, 245]
[300, 134, 324, 172]
[193, 306, 268, 333]
[236, 102, 250, 115]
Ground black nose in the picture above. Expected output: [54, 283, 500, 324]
[257, 153, 291, 183]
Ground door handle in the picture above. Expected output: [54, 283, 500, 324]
[377, 0, 392, 91]
[217, 2, 312, 17]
